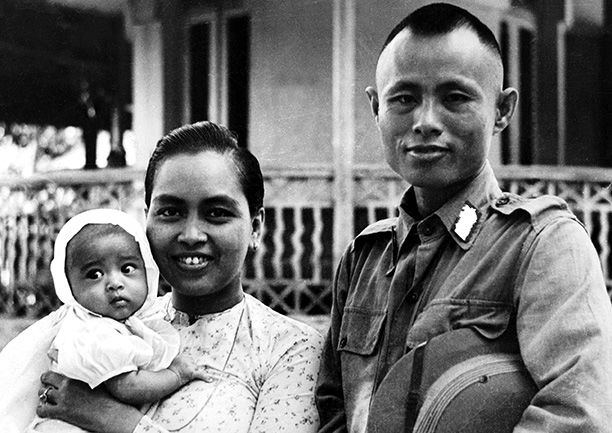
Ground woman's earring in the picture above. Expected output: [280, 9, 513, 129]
[251, 240, 259, 252]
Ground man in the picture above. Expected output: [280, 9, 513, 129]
[315, 3, 612, 432]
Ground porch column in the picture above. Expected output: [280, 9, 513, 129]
[332, 0, 356, 266]
[126, 0, 164, 168]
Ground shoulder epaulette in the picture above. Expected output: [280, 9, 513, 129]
[490, 193, 578, 229]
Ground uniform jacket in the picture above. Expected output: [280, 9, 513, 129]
[316, 162, 612, 433]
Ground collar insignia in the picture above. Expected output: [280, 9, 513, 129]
[453, 201, 479, 242]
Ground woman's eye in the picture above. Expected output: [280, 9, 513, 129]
[85, 270, 103, 280]
[157, 207, 181, 218]
[208, 208, 232, 220]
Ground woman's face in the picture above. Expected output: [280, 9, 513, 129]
[145, 151, 263, 305]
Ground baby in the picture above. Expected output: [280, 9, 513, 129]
[24, 209, 202, 432]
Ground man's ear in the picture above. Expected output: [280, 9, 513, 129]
[493, 88, 518, 135]
[365, 86, 379, 118]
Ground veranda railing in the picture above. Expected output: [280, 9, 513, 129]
[1, 165, 611, 317]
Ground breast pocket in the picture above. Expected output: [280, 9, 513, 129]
[406, 299, 513, 350]
[337, 307, 386, 355]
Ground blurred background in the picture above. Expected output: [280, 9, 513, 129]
[1, 0, 611, 341]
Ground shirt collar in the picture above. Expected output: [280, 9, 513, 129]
[396, 190, 419, 250]
[397, 161, 502, 251]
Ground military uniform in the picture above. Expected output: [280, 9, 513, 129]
[316, 162, 612, 433]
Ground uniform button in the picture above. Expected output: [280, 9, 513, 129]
[408, 292, 419, 303]
[496, 196, 510, 206]
[339, 337, 347, 348]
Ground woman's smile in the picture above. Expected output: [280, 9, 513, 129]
[146, 151, 259, 309]
[174, 253, 211, 270]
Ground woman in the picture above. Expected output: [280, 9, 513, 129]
[6, 122, 324, 432]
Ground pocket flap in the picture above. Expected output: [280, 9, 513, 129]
[338, 308, 386, 355]
[406, 299, 513, 350]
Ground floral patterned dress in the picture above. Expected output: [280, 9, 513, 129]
[134, 293, 324, 433]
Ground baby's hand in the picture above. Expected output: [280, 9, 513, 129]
[168, 353, 203, 386]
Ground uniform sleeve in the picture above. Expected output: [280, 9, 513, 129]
[513, 217, 612, 432]
[249, 330, 324, 433]
[315, 250, 351, 433]
[54, 322, 154, 388]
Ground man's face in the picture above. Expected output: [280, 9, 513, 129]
[370, 28, 505, 191]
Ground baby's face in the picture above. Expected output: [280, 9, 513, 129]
[66, 227, 148, 321]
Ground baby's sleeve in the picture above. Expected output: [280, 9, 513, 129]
[53, 322, 155, 388]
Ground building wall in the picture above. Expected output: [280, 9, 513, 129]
[249, 0, 334, 168]
[158, 0, 518, 171]
[249, 0, 514, 169]
[133, 0, 608, 170]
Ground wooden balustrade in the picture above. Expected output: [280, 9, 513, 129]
[1, 164, 611, 317]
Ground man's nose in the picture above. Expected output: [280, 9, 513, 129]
[412, 99, 443, 137]
[177, 215, 208, 245]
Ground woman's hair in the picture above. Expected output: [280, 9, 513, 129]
[144, 121, 264, 216]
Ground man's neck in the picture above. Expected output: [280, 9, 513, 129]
[414, 187, 455, 218]
[413, 175, 479, 218]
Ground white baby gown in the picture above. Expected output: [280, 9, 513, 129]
[0, 209, 180, 433]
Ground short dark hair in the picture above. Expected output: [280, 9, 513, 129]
[144, 121, 264, 216]
[65, 224, 136, 271]
[381, 3, 501, 60]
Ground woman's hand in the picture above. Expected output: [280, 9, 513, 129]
[168, 353, 211, 386]
[36, 371, 143, 433]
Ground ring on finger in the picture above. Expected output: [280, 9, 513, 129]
[39, 386, 52, 404]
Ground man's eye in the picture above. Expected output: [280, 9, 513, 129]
[445, 92, 471, 104]
[391, 94, 417, 106]
[85, 270, 103, 280]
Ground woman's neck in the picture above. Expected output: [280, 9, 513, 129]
[172, 288, 244, 315]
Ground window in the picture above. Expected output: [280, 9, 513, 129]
[188, 21, 211, 123]
[185, 11, 250, 147]
[226, 14, 250, 146]
[518, 27, 535, 165]
[499, 11, 536, 165]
